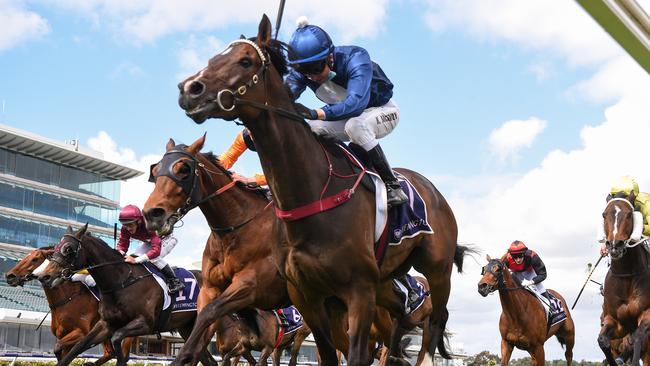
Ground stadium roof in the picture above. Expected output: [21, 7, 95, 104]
[0, 123, 142, 181]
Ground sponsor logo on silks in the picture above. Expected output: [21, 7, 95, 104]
[375, 112, 398, 124]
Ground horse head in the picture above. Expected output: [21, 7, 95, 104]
[478, 255, 507, 297]
[603, 191, 639, 260]
[6, 247, 53, 286]
[178, 14, 290, 124]
[39, 224, 90, 288]
[143, 134, 237, 233]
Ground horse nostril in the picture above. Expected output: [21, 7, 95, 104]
[188, 81, 205, 97]
[148, 208, 166, 220]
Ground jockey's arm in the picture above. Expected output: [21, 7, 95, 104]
[320, 50, 372, 121]
[284, 69, 308, 101]
[219, 131, 248, 170]
[136, 235, 162, 263]
[530, 255, 547, 283]
[116, 226, 131, 255]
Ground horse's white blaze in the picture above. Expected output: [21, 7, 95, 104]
[183, 68, 207, 93]
[32, 259, 50, 277]
[613, 205, 621, 239]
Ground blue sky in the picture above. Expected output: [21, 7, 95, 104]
[2, 0, 650, 362]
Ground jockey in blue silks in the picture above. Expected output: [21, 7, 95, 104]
[220, 18, 407, 206]
[285, 17, 408, 206]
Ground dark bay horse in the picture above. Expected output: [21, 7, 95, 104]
[143, 136, 431, 366]
[177, 14, 467, 366]
[37, 225, 217, 366]
[478, 255, 575, 365]
[6, 248, 132, 365]
[599, 191, 650, 366]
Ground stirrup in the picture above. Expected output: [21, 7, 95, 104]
[386, 183, 408, 206]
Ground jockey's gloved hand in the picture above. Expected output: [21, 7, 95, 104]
[294, 103, 318, 120]
[521, 279, 535, 287]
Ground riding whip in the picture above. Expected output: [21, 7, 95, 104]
[571, 254, 605, 310]
[274, 0, 287, 39]
[113, 222, 117, 249]
[36, 310, 50, 331]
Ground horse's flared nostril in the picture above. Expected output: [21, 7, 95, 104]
[5, 273, 16, 285]
[148, 208, 166, 220]
[188, 81, 205, 97]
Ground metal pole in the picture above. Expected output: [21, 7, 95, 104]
[274, 0, 287, 40]
[571, 254, 605, 310]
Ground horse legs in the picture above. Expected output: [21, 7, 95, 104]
[287, 284, 338, 366]
[92, 341, 115, 366]
[386, 322, 409, 366]
[172, 276, 256, 366]
[109, 317, 149, 366]
[345, 285, 376, 366]
[178, 323, 218, 366]
[631, 311, 650, 366]
[529, 345, 545, 366]
[57, 321, 113, 366]
[243, 351, 257, 366]
[599, 317, 621, 366]
[288, 327, 310, 366]
[256, 346, 273, 366]
[414, 316, 431, 366]
[500, 340, 513, 366]
[54, 328, 84, 362]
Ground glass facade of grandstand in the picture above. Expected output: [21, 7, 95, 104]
[0, 148, 118, 251]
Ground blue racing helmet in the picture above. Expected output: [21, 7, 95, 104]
[288, 17, 333, 65]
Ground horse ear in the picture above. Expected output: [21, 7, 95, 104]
[66, 225, 73, 234]
[166, 138, 176, 151]
[240, 34, 246, 40]
[629, 190, 636, 204]
[187, 133, 206, 154]
[78, 223, 89, 237]
[606, 193, 612, 202]
[486, 254, 492, 261]
[256, 14, 272, 47]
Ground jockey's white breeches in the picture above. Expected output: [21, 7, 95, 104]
[512, 269, 546, 294]
[71, 273, 96, 287]
[134, 235, 178, 269]
[307, 100, 400, 151]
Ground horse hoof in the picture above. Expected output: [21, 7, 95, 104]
[615, 357, 625, 365]
[387, 356, 410, 366]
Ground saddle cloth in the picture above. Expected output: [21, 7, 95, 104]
[275, 306, 303, 334]
[526, 288, 567, 328]
[142, 263, 199, 313]
[392, 274, 429, 315]
[335, 143, 434, 264]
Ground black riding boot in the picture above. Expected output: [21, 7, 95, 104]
[368, 144, 408, 207]
[160, 264, 185, 294]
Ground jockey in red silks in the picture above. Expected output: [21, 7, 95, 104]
[117, 204, 184, 294]
[505, 240, 550, 301]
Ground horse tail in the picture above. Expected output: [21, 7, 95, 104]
[453, 244, 479, 273]
[555, 334, 567, 350]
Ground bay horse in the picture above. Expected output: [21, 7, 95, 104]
[599, 191, 650, 366]
[478, 255, 575, 365]
[6, 248, 132, 365]
[143, 136, 438, 366]
[176, 14, 467, 366]
[37, 225, 217, 366]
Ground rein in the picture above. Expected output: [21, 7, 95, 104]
[213, 39, 369, 221]
[49, 288, 86, 310]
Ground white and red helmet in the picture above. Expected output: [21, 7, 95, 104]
[119, 204, 143, 224]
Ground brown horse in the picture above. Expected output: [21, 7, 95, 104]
[478, 255, 575, 365]
[217, 311, 311, 366]
[37, 225, 217, 366]
[142, 137, 433, 366]
[599, 191, 650, 366]
[176, 14, 467, 366]
[6, 248, 132, 365]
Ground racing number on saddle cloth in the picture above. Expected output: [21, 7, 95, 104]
[175, 277, 198, 302]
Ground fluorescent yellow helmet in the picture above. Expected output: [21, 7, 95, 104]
[610, 175, 639, 196]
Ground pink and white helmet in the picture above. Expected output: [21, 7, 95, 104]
[119, 204, 143, 224]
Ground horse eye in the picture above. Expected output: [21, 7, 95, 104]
[239, 58, 252, 68]
[178, 163, 191, 175]
[602, 212, 606, 218]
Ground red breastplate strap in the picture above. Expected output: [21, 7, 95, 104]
[274, 142, 366, 222]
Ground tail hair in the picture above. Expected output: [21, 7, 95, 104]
[454, 244, 480, 273]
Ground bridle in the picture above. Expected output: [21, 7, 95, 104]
[603, 198, 648, 255]
[149, 147, 270, 233]
[481, 259, 521, 292]
[51, 234, 151, 294]
[210, 39, 305, 122]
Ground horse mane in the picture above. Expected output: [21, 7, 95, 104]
[248, 37, 290, 76]
[82, 233, 123, 260]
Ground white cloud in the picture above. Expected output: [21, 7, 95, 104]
[109, 61, 145, 80]
[488, 117, 547, 163]
[176, 35, 223, 82]
[0, 0, 50, 52]
[86, 131, 208, 269]
[527, 60, 554, 82]
[39, 0, 388, 44]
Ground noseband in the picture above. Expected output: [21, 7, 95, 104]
[481, 260, 521, 292]
[604, 198, 648, 255]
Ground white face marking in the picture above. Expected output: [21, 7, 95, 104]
[613, 205, 621, 239]
[183, 67, 207, 94]
[32, 259, 50, 277]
